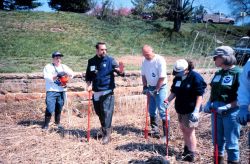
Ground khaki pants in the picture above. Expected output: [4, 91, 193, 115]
[178, 113, 199, 128]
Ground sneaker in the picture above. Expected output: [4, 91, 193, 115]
[182, 145, 189, 156]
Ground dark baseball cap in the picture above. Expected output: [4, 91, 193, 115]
[52, 51, 64, 58]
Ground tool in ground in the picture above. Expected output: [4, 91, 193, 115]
[87, 91, 91, 142]
[144, 94, 149, 139]
[212, 109, 218, 164]
[164, 108, 170, 164]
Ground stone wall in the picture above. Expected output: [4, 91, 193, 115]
[0, 70, 214, 105]
[0, 71, 143, 104]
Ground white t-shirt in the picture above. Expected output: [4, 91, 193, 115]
[141, 54, 167, 86]
[43, 63, 74, 92]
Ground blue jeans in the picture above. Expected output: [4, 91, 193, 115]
[45, 91, 65, 116]
[148, 85, 168, 120]
[211, 101, 240, 161]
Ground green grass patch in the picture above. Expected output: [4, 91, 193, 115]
[0, 11, 248, 73]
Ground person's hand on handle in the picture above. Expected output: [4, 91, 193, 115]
[163, 99, 169, 109]
[216, 104, 231, 114]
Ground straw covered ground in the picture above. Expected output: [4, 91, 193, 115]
[0, 98, 249, 164]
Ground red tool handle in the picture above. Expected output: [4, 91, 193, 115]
[212, 109, 218, 164]
[165, 109, 169, 159]
[144, 94, 149, 139]
[87, 91, 91, 142]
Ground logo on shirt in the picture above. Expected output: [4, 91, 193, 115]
[221, 75, 233, 86]
[103, 63, 106, 67]
[90, 65, 96, 71]
[152, 72, 156, 77]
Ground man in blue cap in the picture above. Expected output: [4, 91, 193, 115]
[42, 51, 74, 130]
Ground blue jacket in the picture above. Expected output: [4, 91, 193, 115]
[85, 55, 118, 92]
[171, 70, 207, 114]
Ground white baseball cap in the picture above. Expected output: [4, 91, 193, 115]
[173, 59, 188, 75]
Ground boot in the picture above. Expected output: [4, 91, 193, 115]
[96, 127, 104, 139]
[161, 120, 169, 143]
[102, 128, 111, 145]
[182, 149, 195, 162]
[182, 145, 189, 156]
[217, 156, 224, 164]
[150, 116, 160, 138]
[55, 112, 63, 129]
[42, 115, 51, 130]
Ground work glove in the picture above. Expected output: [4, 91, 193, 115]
[57, 72, 67, 78]
[236, 105, 250, 126]
[190, 108, 199, 122]
[203, 101, 213, 113]
[216, 104, 231, 115]
[54, 79, 62, 86]
[163, 100, 169, 109]
[189, 108, 199, 128]
[142, 86, 149, 95]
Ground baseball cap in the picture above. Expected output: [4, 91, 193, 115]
[52, 51, 64, 58]
[212, 46, 234, 57]
[173, 59, 188, 75]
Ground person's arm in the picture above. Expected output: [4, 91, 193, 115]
[64, 64, 74, 79]
[166, 92, 176, 102]
[156, 56, 167, 91]
[112, 58, 125, 76]
[43, 64, 56, 83]
[155, 77, 165, 92]
[238, 63, 250, 106]
[163, 92, 176, 109]
[142, 75, 147, 87]
[85, 60, 93, 91]
[194, 96, 203, 112]
[114, 62, 125, 76]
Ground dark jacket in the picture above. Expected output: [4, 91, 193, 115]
[210, 66, 241, 103]
[171, 70, 207, 114]
[85, 55, 118, 92]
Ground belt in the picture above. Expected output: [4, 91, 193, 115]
[149, 84, 166, 88]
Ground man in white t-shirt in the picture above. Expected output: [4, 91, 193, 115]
[141, 45, 168, 140]
[42, 51, 74, 130]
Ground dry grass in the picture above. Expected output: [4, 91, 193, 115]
[0, 99, 249, 164]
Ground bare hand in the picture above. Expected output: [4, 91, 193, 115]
[119, 62, 124, 73]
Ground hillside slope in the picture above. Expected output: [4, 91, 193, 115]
[0, 11, 249, 72]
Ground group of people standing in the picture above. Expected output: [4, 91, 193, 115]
[42, 42, 249, 163]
